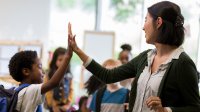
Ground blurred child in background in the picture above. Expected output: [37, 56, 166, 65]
[89, 59, 129, 112]
[44, 47, 74, 112]
[118, 44, 133, 90]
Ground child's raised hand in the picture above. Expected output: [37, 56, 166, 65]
[66, 22, 74, 58]
[68, 22, 73, 36]
[67, 22, 88, 63]
[68, 23, 79, 52]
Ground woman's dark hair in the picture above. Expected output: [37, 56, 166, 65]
[148, 1, 184, 47]
[8, 50, 37, 82]
[48, 47, 70, 78]
[84, 75, 105, 95]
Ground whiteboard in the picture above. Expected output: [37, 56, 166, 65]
[0, 41, 43, 76]
[84, 31, 115, 64]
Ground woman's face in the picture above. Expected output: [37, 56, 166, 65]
[143, 12, 157, 44]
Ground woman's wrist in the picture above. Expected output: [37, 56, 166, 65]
[74, 46, 80, 54]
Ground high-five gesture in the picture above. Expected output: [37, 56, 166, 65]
[68, 23, 89, 63]
[40, 23, 73, 95]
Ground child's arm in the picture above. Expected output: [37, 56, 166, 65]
[41, 23, 73, 94]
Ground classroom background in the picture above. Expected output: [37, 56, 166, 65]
[0, 0, 200, 111]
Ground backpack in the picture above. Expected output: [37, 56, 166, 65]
[95, 86, 130, 112]
[0, 84, 30, 112]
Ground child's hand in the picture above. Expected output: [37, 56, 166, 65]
[68, 22, 79, 52]
[66, 22, 74, 58]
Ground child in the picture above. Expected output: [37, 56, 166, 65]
[44, 47, 74, 112]
[8, 23, 74, 112]
[84, 72, 105, 111]
[118, 44, 134, 90]
[72, 96, 90, 112]
[84, 75, 105, 96]
[89, 59, 129, 112]
[118, 44, 132, 64]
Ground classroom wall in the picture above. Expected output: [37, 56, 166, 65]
[0, 0, 51, 41]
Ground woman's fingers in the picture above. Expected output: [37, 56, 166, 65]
[146, 96, 162, 110]
[146, 96, 160, 104]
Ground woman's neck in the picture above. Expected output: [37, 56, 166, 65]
[155, 43, 177, 57]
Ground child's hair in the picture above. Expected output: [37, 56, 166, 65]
[84, 75, 105, 95]
[119, 44, 133, 63]
[78, 96, 88, 109]
[84, 59, 121, 95]
[120, 44, 132, 51]
[8, 50, 38, 82]
[102, 59, 122, 68]
[48, 47, 70, 78]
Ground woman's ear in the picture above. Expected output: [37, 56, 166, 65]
[22, 68, 30, 76]
[156, 17, 163, 29]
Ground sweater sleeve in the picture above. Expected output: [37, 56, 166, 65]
[86, 50, 148, 84]
[171, 58, 200, 112]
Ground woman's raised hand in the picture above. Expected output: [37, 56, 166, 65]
[67, 23, 89, 63]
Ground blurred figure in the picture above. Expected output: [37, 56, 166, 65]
[84, 70, 105, 110]
[118, 44, 132, 64]
[85, 75, 105, 96]
[89, 59, 129, 112]
[72, 96, 90, 112]
[118, 44, 133, 90]
[44, 47, 74, 112]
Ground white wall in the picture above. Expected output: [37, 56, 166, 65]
[0, 0, 51, 41]
[0, 0, 51, 67]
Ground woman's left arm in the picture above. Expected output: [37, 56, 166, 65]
[171, 59, 200, 112]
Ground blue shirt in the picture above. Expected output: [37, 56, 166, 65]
[90, 88, 128, 112]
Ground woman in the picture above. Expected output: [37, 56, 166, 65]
[68, 1, 200, 112]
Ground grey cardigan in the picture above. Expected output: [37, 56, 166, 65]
[86, 50, 200, 112]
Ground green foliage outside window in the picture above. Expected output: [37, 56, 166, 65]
[57, 0, 95, 11]
[56, 0, 143, 21]
[57, 0, 76, 10]
[110, 0, 143, 22]
[80, 0, 95, 12]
